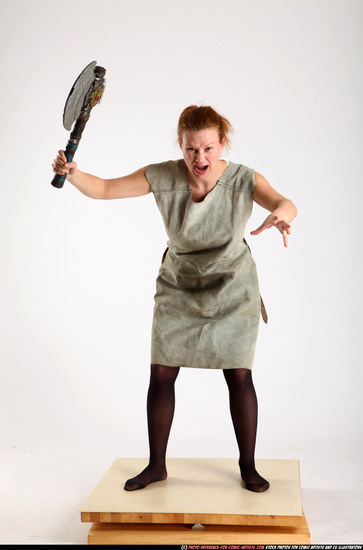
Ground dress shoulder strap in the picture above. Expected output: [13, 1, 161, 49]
[218, 162, 255, 193]
[145, 160, 188, 192]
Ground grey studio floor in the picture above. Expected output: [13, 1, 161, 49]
[0, 441, 362, 545]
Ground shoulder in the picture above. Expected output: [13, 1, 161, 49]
[219, 161, 255, 192]
[145, 159, 188, 191]
[254, 171, 268, 185]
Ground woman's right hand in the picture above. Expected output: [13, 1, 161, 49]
[52, 150, 78, 177]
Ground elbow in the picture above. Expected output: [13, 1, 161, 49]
[288, 201, 298, 223]
[94, 179, 108, 200]
[291, 200, 298, 219]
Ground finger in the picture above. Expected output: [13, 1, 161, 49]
[53, 154, 67, 172]
[53, 157, 66, 168]
[276, 223, 291, 236]
[52, 160, 68, 175]
[250, 225, 263, 235]
[275, 220, 290, 229]
[250, 221, 275, 235]
[250, 226, 265, 235]
[53, 166, 68, 175]
[283, 230, 288, 248]
[58, 150, 67, 162]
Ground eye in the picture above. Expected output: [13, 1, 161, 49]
[205, 147, 213, 152]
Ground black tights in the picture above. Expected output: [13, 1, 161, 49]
[223, 368, 269, 491]
[124, 364, 179, 491]
[124, 364, 269, 492]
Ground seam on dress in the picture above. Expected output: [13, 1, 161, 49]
[152, 187, 190, 193]
[168, 244, 247, 275]
[217, 182, 252, 193]
[153, 183, 251, 194]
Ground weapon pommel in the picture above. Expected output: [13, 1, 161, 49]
[95, 66, 106, 77]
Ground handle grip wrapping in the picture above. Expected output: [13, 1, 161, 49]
[51, 142, 78, 188]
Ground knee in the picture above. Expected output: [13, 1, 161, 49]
[150, 364, 180, 386]
[223, 368, 253, 390]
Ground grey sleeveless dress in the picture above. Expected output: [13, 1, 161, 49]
[145, 159, 266, 370]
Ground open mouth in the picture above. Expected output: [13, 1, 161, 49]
[194, 164, 208, 175]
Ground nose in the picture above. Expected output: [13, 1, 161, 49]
[195, 150, 205, 164]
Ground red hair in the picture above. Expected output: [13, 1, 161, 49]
[177, 105, 234, 150]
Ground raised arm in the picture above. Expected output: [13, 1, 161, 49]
[250, 172, 297, 247]
[52, 150, 151, 199]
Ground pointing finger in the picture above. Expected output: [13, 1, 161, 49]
[283, 230, 288, 248]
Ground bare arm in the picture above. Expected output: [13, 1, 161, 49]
[250, 172, 297, 247]
[52, 150, 151, 199]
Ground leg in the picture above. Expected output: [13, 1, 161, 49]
[223, 368, 270, 492]
[124, 363, 180, 491]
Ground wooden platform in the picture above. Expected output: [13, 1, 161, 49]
[80, 458, 310, 544]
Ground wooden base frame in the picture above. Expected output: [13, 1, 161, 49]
[80, 458, 311, 545]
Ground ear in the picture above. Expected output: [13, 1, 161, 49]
[178, 138, 183, 150]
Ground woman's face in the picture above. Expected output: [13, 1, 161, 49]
[179, 127, 225, 183]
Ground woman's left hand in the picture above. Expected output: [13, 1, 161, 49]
[250, 214, 291, 247]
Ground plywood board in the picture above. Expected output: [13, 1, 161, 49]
[87, 510, 310, 545]
[80, 458, 302, 526]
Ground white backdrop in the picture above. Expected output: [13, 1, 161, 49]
[1, 0, 362, 541]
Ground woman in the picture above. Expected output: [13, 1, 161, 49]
[52, 105, 297, 493]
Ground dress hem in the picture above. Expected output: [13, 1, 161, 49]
[149, 360, 253, 371]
